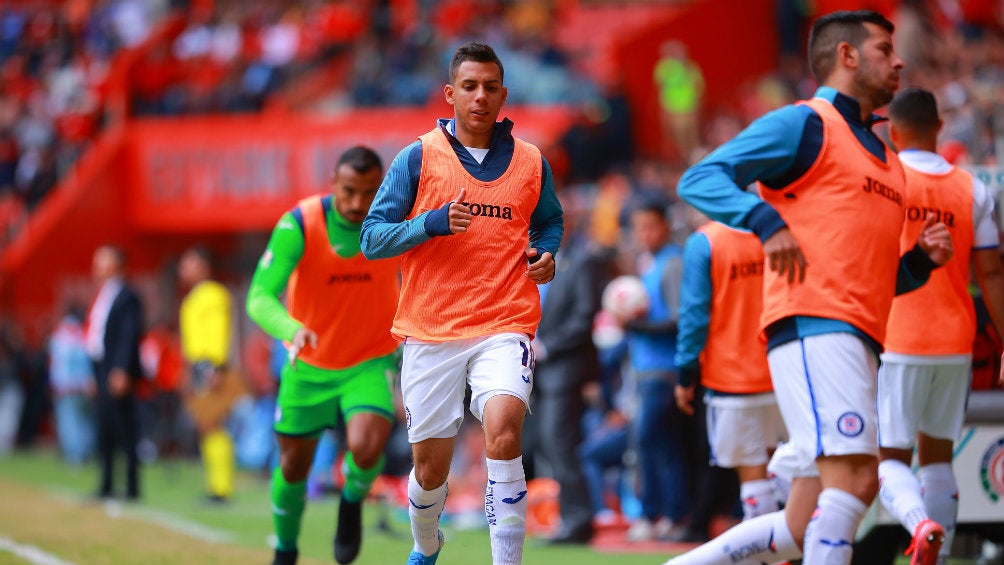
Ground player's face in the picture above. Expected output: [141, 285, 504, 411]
[852, 22, 903, 110]
[332, 163, 383, 224]
[445, 60, 507, 147]
[631, 209, 670, 253]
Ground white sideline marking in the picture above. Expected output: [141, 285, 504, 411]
[44, 487, 235, 544]
[122, 505, 235, 544]
[0, 536, 78, 565]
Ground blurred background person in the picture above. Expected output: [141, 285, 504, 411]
[673, 216, 785, 542]
[533, 205, 609, 545]
[617, 199, 688, 542]
[178, 244, 247, 504]
[47, 304, 96, 465]
[87, 244, 144, 500]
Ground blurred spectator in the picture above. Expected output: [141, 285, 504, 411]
[617, 200, 689, 541]
[87, 244, 145, 500]
[533, 209, 610, 545]
[178, 244, 247, 503]
[653, 40, 704, 164]
[48, 305, 97, 465]
[0, 321, 27, 454]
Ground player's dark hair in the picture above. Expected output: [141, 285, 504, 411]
[889, 87, 940, 132]
[449, 41, 504, 84]
[337, 146, 383, 175]
[808, 10, 894, 82]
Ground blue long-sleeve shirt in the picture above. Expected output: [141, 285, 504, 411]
[677, 87, 937, 353]
[673, 230, 713, 373]
[361, 118, 563, 260]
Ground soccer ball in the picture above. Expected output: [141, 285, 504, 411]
[601, 275, 649, 322]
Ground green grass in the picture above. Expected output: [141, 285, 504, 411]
[0, 450, 994, 565]
[0, 449, 672, 565]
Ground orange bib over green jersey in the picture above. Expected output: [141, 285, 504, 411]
[287, 195, 400, 370]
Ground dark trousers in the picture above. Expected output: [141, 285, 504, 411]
[538, 385, 593, 534]
[96, 393, 140, 498]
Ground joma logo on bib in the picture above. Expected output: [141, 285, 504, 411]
[459, 201, 513, 220]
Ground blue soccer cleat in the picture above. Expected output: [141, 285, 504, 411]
[406, 530, 444, 565]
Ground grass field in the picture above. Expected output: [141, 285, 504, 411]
[1, 450, 996, 565]
[0, 449, 677, 565]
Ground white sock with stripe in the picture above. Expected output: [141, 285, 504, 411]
[741, 478, 781, 520]
[661, 510, 801, 565]
[802, 488, 867, 565]
[407, 468, 447, 556]
[485, 456, 527, 565]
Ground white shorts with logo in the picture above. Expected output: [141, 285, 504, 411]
[705, 392, 787, 468]
[767, 333, 879, 477]
[877, 354, 971, 449]
[401, 332, 534, 443]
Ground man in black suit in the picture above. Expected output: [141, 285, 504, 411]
[533, 225, 610, 545]
[86, 244, 144, 500]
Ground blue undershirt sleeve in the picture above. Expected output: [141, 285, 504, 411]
[528, 157, 563, 257]
[674, 231, 712, 375]
[677, 105, 811, 241]
[360, 142, 434, 259]
[895, 243, 938, 295]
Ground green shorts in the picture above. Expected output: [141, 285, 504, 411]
[274, 353, 397, 437]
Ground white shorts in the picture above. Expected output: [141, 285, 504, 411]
[767, 333, 879, 476]
[401, 332, 534, 443]
[706, 393, 787, 468]
[768, 440, 819, 483]
[877, 356, 971, 449]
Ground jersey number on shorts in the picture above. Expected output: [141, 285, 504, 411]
[519, 341, 534, 382]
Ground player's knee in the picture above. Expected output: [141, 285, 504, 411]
[413, 462, 449, 490]
[278, 448, 312, 483]
[349, 445, 382, 470]
[484, 427, 521, 460]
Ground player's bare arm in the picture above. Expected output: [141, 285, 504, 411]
[763, 227, 807, 283]
[916, 214, 954, 266]
[525, 248, 554, 283]
[449, 187, 473, 233]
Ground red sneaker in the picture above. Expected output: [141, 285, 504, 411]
[904, 519, 945, 565]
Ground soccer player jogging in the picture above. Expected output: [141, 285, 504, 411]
[360, 42, 563, 565]
[876, 87, 1004, 565]
[246, 146, 401, 565]
[661, 11, 954, 565]
[673, 220, 787, 525]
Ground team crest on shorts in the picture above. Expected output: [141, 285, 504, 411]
[979, 436, 1004, 502]
[405, 406, 412, 430]
[274, 406, 282, 423]
[836, 412, 864, 437]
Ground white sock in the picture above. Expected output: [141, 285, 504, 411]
[741, 479, 781, 520]
[769, 470, 792, 508]
[879, 459, 928, 533]
[485, 456, 527, 565]
[802, 488, 867, 565]
[919, 463, 957, 559]
[661, 510, 801, 565]
[408, 468, 447, 556]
